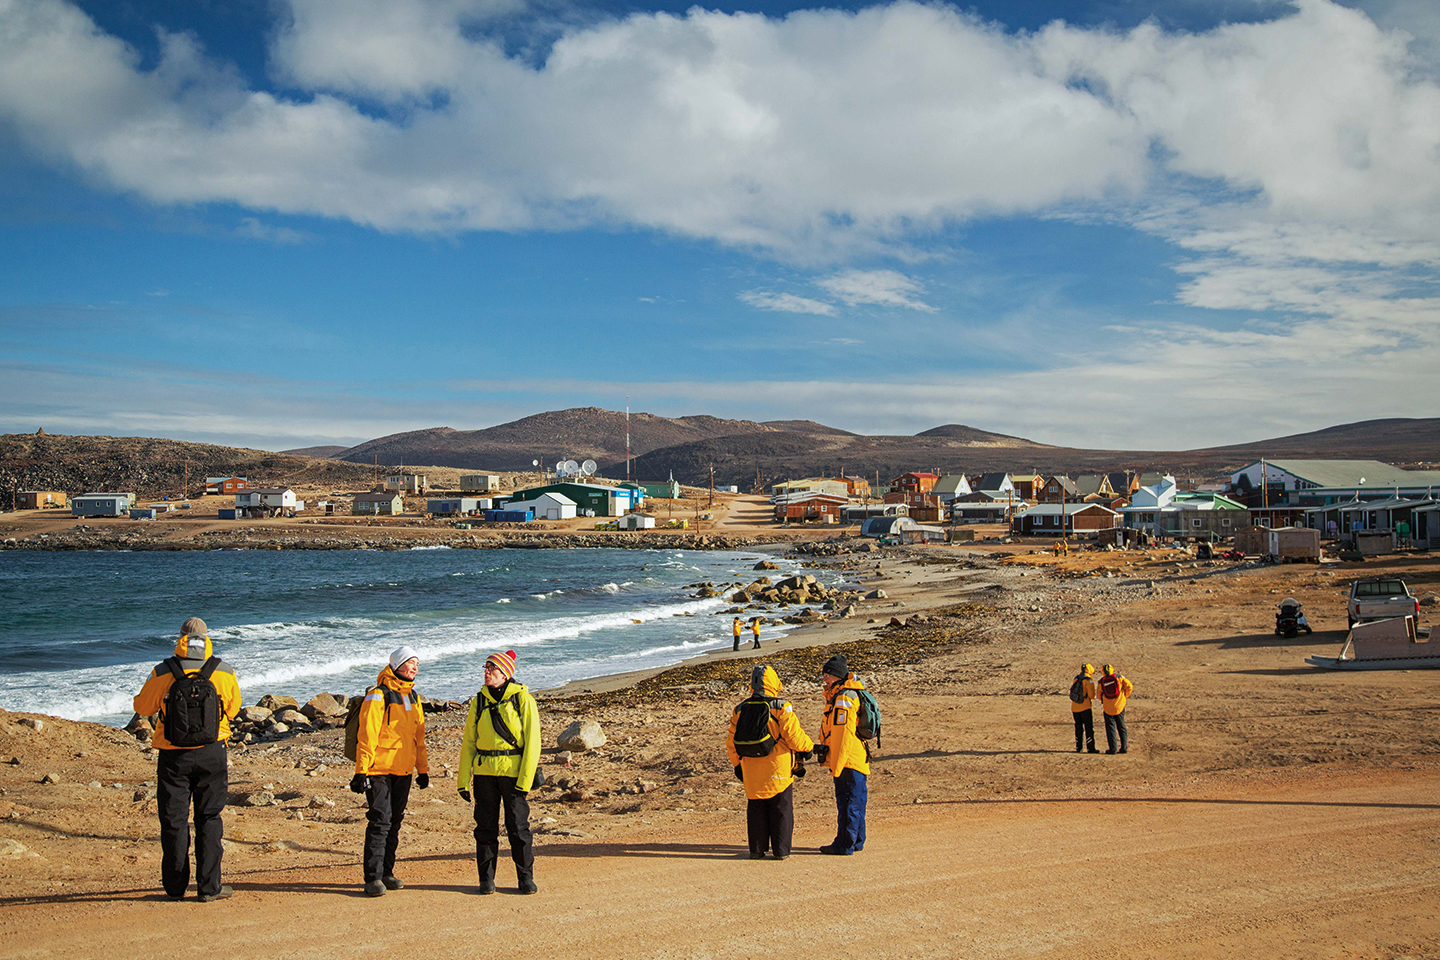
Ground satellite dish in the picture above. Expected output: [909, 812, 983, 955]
[581, 459, 597, 476]
[532, 459, 539, 468]
[564, 460, 579, 476]
[555, 460, 566, 476]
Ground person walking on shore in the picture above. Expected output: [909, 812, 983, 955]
[732, 617, 744, 652]
[458, 650, 541, 895]
[727, 664, 814, 860]
[1098, 664, 1133, 755]
[750, 617, 763, 649]
[814, 654, 869, 855]
[351, 646, 430, 897]
[1070, 663, 1100, 754]
[132, 617, 242, 902]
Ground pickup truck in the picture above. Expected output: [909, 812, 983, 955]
[1347, 578, 1419, 628]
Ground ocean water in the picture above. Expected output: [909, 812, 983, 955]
[0, 548, 835, 726]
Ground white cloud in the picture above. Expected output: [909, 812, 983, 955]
[817, 270, 936, 312]
[739, 290, 837, 315]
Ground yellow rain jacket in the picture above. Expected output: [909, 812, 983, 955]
[1099, 672, 1133, 716]
[133, 634, 242, 750]
[819, 675, 870, 778]
[1071, 669, 1099, 714]
[354, 666, 429, 777]
[726, 666, 814, 800]
[459, 681, 541, 792]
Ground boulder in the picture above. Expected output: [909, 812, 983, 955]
[275, 709, 306, 726]
[16, 718, 44, 733]
[0, 839, 34, 859]
[125, 715, 154, 741]
[301, 692, 347, 720]
[256, 694, 299, 711]
[133, 786, 156, 802]
[230, 790, 275, 807]
[729, 590, 751, 603]
[39, 773, 59, 785]
[239, 706, 274, 724]
[557, 720, 607, 751]
[753, 560, 779, 570]
[865, 589, 888, 600]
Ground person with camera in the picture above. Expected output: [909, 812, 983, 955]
[133, 617, 242, 902]
[814, 654, 869, 855]
[726, 664, 814, 860]
[350, 646, 430, 897]
[458, 650, 541, 895]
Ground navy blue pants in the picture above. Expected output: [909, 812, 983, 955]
[1104, 711, 1128, 753]
[831, 768, 867, 854]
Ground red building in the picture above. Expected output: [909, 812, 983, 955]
[205, 477, 249, 495]
[773, 493, 849, 523]
[889, 472, 938, 495]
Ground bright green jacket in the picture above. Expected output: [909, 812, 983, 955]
[459, 681, 541, 792]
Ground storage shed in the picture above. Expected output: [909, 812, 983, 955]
[18, 491, 66, 510]
[460, 474, 501, 493]
[428, 497, 484, 516]
[505, 492, 577, 521]
[618, 513, 656, 530]
[353, 492, 404, 515]
[72, 494, 132, 517]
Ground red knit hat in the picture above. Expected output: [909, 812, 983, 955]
[485, 649, 517, 681]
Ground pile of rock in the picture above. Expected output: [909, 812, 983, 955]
[731, 574, 843, 607]
[125, 690, 461, 745]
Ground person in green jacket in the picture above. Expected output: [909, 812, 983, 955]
[458, 649, 540, 895]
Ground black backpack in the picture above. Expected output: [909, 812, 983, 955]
[343, 686, 404, 762]
[733, 696, 783, 757]
[1069, 676, 1087, 704]
[161, 656, 221, 747]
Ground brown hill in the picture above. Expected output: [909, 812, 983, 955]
[0, 434, 390, 500]
[335, 407, 784, 472]
[279, 444, 349, 458]
[606, 418, 1440, 487]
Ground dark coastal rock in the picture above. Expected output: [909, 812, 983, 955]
[256, 694, 299, 711]
[300, 693, 346, 720]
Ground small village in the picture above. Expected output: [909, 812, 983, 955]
[15, 457, 1440, 561]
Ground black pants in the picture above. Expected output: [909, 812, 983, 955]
[364, 774, 412, 882]
[1104, 711, 1128, 752]
[746, 786, 794, 858]
[1073, 710, 1095, 752]
[473, 775, 534, 883]
[156, 742, 228, 898]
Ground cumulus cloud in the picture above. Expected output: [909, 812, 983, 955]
[817, 269, 936, 311]
[739, 290, 837, 315]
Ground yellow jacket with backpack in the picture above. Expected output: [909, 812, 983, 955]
[819, 675, 870, 777]
[1099, 669, 1133, 716]
[354, 666, 429, 777]
[726, 666, 814, 800]
[132, 634, 242, 750]
[459, 681, 541, 792]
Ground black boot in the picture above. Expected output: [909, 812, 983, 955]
[476, 842, 497, 895]
[517, 869, 538, 895]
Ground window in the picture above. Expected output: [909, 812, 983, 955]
[1192, 519, 1202, 528]
[1221, 518, 1231, 526]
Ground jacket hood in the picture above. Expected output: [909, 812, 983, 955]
[1082, 664, 1094, 677]
[377, 666, 415, 694]
[174, 633, 212, 660]
[482, 680, 529, 703]
[751, 665, 781, 697]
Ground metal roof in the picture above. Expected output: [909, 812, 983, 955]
[1019, 503, 1119, 516]
[1236, 459, 1440, 488]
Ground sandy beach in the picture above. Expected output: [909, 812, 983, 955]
[1, 540, 1438, 958]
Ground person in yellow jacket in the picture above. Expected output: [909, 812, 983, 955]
[815, 654, 870, 855]
[749, 617, 763, 649]
[1098, 663, 1134, 754]
[458, 649, 540, 895]
[732, 617, 743, 652]
[726, 664, 814, 860]
[132, 617, 242, 902]
[350, 646, 430, 897]
[1071, 663, 1100, 754]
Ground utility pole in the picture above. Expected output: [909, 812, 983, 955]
[708, 464, 714, 510]
[625, 396, 631, 483]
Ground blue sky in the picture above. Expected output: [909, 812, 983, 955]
[1, 0, 1436, 451]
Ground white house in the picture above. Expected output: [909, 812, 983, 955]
[505, 492, 577, 520]
[618, 513, 656, 530]
[930, 475, 973, 502]
[235, 488, 298, 510]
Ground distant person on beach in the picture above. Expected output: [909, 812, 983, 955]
[814, 654, 870, 855]
[132, 617, 242, 902]
[732, 617, 743, 652]
[750, 617, 762, 649]
[1070, 663, 1100, 754]
[351, 646, 430, 897]
[458, 650, 541, 895]
[1098, 664, 1133, 755]
[727, 664, 814, 860]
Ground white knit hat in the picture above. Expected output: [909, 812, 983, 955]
[389, 646, 419, 671]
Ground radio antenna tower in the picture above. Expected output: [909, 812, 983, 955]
[625, 396, 631, 482]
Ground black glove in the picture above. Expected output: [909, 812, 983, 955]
[813, 744, 830, 762]
[734, 764, 744, 781]
[793, 763, 807, 779]
[350, 774, 368, 794]
[458, 789, 471, 803]
[415, 773, 429, 790]
[795, 749, 813, 762]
